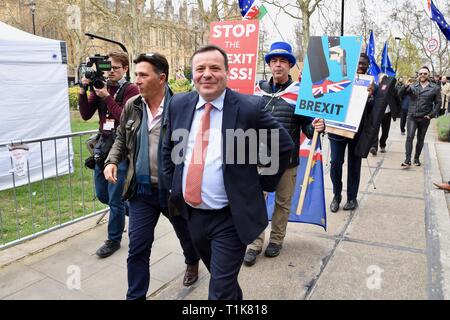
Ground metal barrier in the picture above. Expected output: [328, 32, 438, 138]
[0, 130, 109, 250]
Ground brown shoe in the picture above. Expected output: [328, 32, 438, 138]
[183, 262, 199, 286]
[433, 182, 450, 191]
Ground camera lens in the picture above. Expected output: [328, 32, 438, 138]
[93, 79, 105, 89]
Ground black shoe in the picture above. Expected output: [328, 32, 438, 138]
[380, 147, 386, 153]
[369, 147, 377, 156]
[401, 131, 406, 135]
[343, 199, 358, 211]
[414, 159, 421, 166]
[264, 243, 282, 258]
[96, 240, 120, 258]
[183, 262, 199, 286]
[330, 196, 341, 213]
[243, 249, 261, 266]
[401, 161, 411, 167]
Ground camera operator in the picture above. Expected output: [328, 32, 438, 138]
[79, 51, 139, 258]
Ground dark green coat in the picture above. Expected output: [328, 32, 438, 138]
[105, 85, 172, 206]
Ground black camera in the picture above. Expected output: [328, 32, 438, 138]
[83, 54, 111, 90]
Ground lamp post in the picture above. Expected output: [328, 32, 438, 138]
[29, 0, 36, 35]
[394, 36, 402, 72]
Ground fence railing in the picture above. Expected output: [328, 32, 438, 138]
[0, 130, 109, 250]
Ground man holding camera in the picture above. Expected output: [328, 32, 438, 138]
[79, 51, 139, 258]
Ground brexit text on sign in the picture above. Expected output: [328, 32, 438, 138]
[209, 20, 259, 94]
[295, 36, 364, 127]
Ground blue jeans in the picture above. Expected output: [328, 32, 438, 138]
[329, 135, 362, 201]
[127, 192, 199, 300]
[94, 160, 127, 243]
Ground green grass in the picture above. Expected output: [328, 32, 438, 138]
[437, 115, 450, 142]
[0, 112, 108, 245]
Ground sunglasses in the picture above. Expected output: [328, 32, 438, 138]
[418, 73, 428, 76]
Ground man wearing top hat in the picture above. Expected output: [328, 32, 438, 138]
[244, 41, 325, 267]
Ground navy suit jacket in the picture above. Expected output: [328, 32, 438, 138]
[162, 88, 294, 245]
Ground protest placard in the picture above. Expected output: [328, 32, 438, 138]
[209, 20, 259, 94]
[295, 36, 371, 137]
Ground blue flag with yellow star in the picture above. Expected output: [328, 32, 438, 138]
[430, 0, 450, 41]
[266, 133, 327, 230]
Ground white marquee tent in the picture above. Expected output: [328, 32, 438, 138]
[0, 21, 73, 191]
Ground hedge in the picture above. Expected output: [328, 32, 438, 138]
[436, 114, 450, 142]
[68, 86, 79, 110]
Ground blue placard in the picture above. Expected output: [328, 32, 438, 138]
[295, 36, 363, 121]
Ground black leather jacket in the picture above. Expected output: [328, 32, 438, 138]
[400, 82, 441, 118]
[258, 76, 314, 168]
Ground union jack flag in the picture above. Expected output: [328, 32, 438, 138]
[311, 79, 351, 98]
[254, 81, 300, 106]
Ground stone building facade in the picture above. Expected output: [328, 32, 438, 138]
[0, 0, 223, 79]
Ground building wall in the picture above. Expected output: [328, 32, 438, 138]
[0, 0, 209, 79]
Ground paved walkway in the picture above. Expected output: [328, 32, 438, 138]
[1, 120, 449, 300]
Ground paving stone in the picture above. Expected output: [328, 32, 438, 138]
[0, 263, 46, 299]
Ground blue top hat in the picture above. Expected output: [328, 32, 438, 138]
[264, 41, 296, 67]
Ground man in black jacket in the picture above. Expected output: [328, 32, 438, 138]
[243, 41, 325, 267]
[329, 53, 374, 213]
[400, 66, 441, 167]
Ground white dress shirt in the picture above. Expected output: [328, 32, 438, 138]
[182, 91, 229, 210]
[144, 97, 164, 131]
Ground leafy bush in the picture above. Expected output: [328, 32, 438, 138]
[436, 115, 450, 142]
[183, 66, 192, 81]
[169, 78, 193, 93]
[68, 86, 79, 110]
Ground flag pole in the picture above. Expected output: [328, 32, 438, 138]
[296, 129, 319, 215]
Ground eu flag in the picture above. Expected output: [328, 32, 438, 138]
[239, 0, 267, 20]
[380, 41, 396, 77]
[266, 133, 327, 230]
[365, 31, 381, 83]
[430, 0, 450, 41]
[239, 0, 255, 17]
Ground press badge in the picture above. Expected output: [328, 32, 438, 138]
[103, 119, 115, 131]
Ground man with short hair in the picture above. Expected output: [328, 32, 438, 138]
[104, 53, 199, 300]
[79, 51, 139, 258]
[244, 41, 324, 267]
[329, 53, 374, 213]
[400, 66, 441, 167]
[162, 44, 295, 300]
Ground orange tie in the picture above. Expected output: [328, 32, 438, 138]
[184, 103, 213, 207]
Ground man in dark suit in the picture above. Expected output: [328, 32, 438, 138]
[162, 44, 295, 300]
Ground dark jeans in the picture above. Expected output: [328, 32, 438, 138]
[372, 112, 392, 150]
[329, 135, 362, 201]
[405, 116, 430, 162]
[400, 109, 408, 133]
[126, 192, 199, 300]
[188, 206, 246, 300]
[94, 160, 127, 243]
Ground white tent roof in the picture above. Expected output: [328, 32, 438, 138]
[0, 21, 72, 191]
[0, 21, 66, 64]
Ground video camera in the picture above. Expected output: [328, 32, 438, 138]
[81, 54, 112, 90]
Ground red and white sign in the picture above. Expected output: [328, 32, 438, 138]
[426, 37, 439, 53]
[209, 20, 259, 94]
